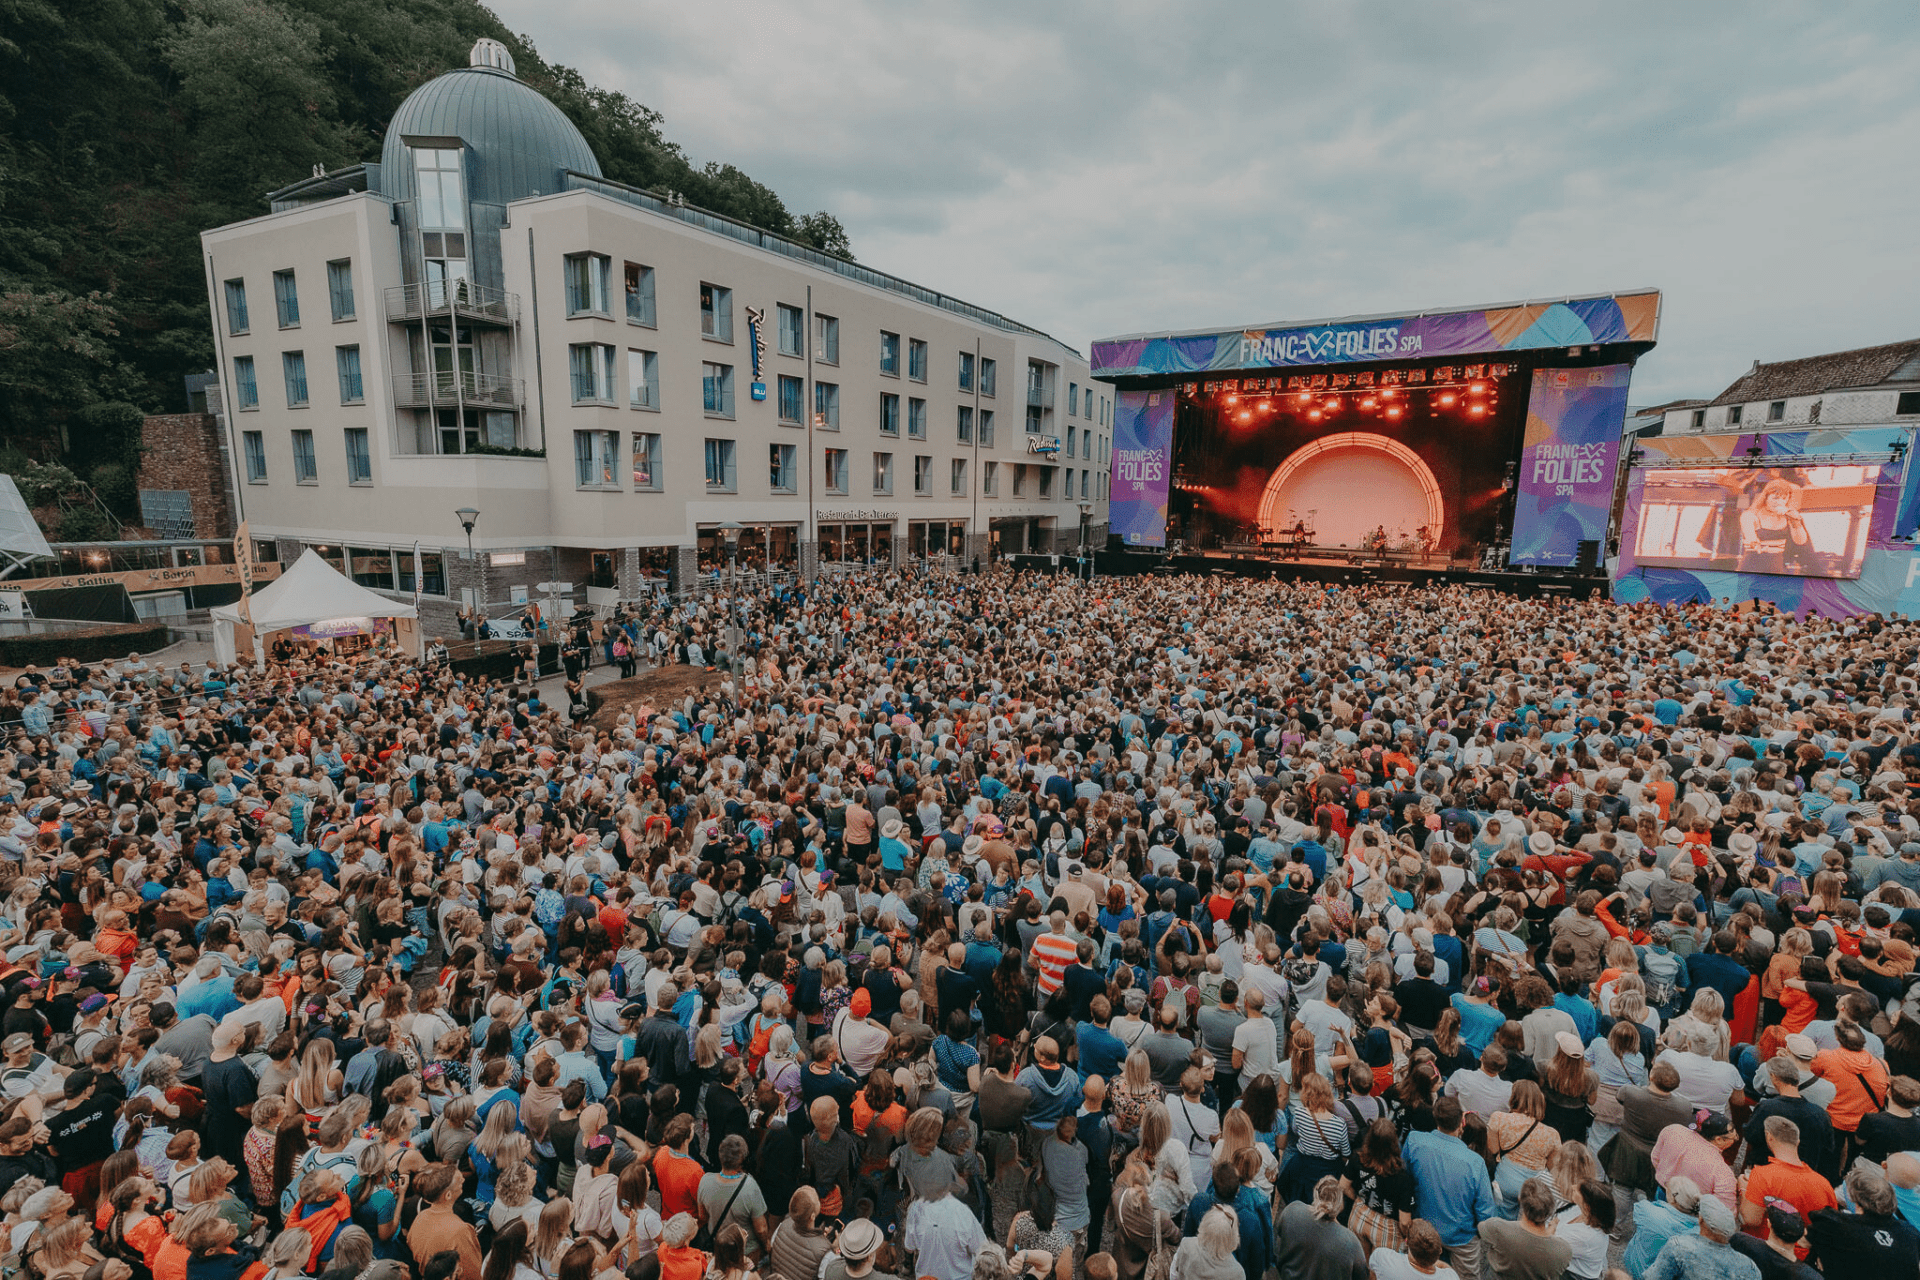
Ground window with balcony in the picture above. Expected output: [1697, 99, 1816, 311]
[282, 351, 308, 407]
[880, 331, 900, 376]
[958, 351, 974, 392]
[957, 405, 973, 443]
[574, 429, 620, 488]
[704, 438, 737, 491]
[565, 253, 611, 315]
[224, 279, 249, 334]
[291, 429, 317, 483]
[273, 269, 299, 327]
[816, 313, 838, 364]
[778, 375, 804, 424]
[777, 303, 803, 356]
[980, 409, 995, 447]
[814, 381, 839, 430]
[908, 397, 926, 439]
[326, 260, 355, 321]
[908, 338, 927, 382]
[825, 447, 848, 494]
[627, 349, 659, 409]
[624, 263, 656, 326]
[914, 454, 933, 495]
[879, 392, 899, 436]
[700, 282, 733, 341]
[631, 432, 662, 490]
[872, 452, 894, 495]
[702, 362, 735, 417]
[950, 458, 967, 495]
[981, 357, 996, 398]
[243, 431, 266, 482]
[983, 461, 997, 496]
[234, 356, 258, 410]
[770, 443, 797, 493]
[335, 346, 363, 404]
[569, 343, 616, 403]
[345, 427, 371, 485]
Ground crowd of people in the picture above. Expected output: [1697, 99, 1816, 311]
[0, 569, 1915, 1280]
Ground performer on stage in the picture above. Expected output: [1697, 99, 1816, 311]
[1738, 477, 1811, 573]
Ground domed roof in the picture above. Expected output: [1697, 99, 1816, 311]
[379, 42, 601, 210]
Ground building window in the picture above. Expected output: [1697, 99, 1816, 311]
[908, 397, 926, 439]
[777, 304, 803, 357]
[234, 355, 258, 409]
[627, 349, 659, 409]
[1690, 409, 1706, 429]
[1067, 425, 1077, 457]
[624, 263, 656, 326]
[326, 260, 355, 321]
[908, 339, 927, 382]
[1768, 400, 1786, 422]
[769, 442, 797, 493]
[1081, 468, 1090, 499]
[272, 269, 299, 327]
[413, 146, 466, 229]
[1069, 383, 1080, 416]
[282, 351, 309, 407]
[1012, 463, 1026, 496]
[243, 431, 266, 482]
[335, 346, 363, 404]
[224, 279, 249, 334]
[872, 452, 894, 495]
[570, 343, 616, 403]
[702, 362, 736, 417]
[880, 331, 900, 376]
[291, 429, 317, 483]
[824, 447, 848, 494]
[1729, 405, 1744, 425]
[565, 253, 611, 316]
[950, 458, 967, 495]
[957, 405, 973, 443]
[704, 438, 737, 491]
[983, 460, 997, 495]
[345, 547, 394, 590]
[982, 357, 996, 397]
[816, 313, 838, 364]
[777, 374, 804, 424]
[1898, 392, 1920, 416]
[958, 351, 974, 392]
[980, 409, 995, 447]
[574, 429, 620, 488]
[879, 392, 899, 436]
[631, 432, 661, 490]
[1065, 467, 1074, 498]
[344, 427, 371, 485]
[397, 549, 446, 596]
[914, 454, 933, 495]
[1025, 406, 1042, 434]
[1038, 466, 1053, 498]
[814, 381, 839, 430]
[700, 282, 733, 341]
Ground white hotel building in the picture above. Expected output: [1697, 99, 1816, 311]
[201, 40, 1109, 632]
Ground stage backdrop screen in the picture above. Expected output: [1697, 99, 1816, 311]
[1509, 364, 1631, 566]
[1109, 388, 1175, 547]
[1631, 464, 1880, 579]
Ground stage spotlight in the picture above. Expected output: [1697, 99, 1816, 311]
[1382, 387, 1397, 398]
[1439, 392, 1457, 407]
[1226, 395, 1238, 406]
[1237, 411, 1252, 424]
[1470, 381, 1487, 393]
[1469, 405, 1487, 417]
[1296, 393, 1312, 404]
[1308, 410, 1322, 421]
[1324, 398, 1339, 411]
[1386, 407, 1403, 420]
[1259, 400, 1272, 411]
[1361, 397, 1377, 410]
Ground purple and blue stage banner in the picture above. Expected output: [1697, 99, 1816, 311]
[1612, 426, 1916, 617]
[1091, 291, 1660, 378]
[1509, 365, 1632, 566]
[1109, 388, 1175, 547]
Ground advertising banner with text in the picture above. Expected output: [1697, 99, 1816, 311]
[1108, 388, 1174, 547]
[1509, 365, 1631, 566]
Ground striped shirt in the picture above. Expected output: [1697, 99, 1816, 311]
[1030, 931, 1079, 995]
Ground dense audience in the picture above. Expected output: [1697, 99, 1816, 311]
[0, 570, 1914, 1280]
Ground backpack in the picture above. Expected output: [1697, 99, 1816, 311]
[1641, 948, 1682, 1012]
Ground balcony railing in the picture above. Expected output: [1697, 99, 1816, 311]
[385, 280, 519, 326]
[391, 371, 525, 409]
[1027, 383, 1054, 410]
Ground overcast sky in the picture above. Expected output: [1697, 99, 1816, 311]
[492, 0, 1919, 404]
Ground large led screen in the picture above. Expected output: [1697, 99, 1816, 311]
[1631, 464, 1880, 579]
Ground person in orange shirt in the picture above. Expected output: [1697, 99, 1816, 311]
[1810, 1022, 1891, 1142]
[849, 1073, 907, 1177]
[653, 1113, 706, 1222]
[92, 910, 138, 976]
[655, 1212, 710, 1280]
[1741, 1114, 1838, 1256]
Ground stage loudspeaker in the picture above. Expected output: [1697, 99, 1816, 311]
[1576, 540, 1600, 571]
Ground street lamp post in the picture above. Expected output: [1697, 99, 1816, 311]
[719, 521, 742, 686]
[1078, 501, 1093, 582]
[455, 507, 481, 637]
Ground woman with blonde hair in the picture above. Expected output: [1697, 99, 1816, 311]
[468, 1102, 522, 1207]
[529, 1197, 574, 1279]
[1487, 1080, 1561, 1216]
[767, 1188, 831, 1280]
[32, 1213, 100, 1280]
[489, 1162, 543, 1234]
[259, 1228, 314, 1280]
[288, 1039, 342, 1131]
[1274, 1177, 1367, 1280]
[1213, 1107, 1276, 1194]
[1666, 988, 1731, 1062]
[1109, 1049, 1162, 1134]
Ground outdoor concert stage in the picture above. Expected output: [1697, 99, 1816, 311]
[1092, 546, 1611, 597]
[1092, 290, 1662, 571]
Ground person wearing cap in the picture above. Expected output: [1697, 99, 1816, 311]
[821, 1218, 900, 1280]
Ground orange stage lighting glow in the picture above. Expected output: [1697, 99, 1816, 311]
[1361, 397, 1377, 409]
[1439, 393, 1457, 407]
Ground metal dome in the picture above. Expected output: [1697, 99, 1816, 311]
[379, 47, 602, 213]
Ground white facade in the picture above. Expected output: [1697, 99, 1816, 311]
[200, 50, 1106, 628]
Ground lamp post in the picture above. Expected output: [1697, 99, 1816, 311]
[1078, 501, 1093, 582]
[455, 507, 481, 637]
[718, 521, 742, 686]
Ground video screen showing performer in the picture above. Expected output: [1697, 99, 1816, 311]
[1630, 463, 1880, 579]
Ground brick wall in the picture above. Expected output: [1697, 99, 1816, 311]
[137, 414, 234, 539]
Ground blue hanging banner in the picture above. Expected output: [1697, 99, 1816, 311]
[746, 306, 768, 400]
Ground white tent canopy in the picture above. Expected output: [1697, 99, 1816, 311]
[210, 549, 419, 664]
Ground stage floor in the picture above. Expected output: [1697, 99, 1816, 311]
[1093, 550, 1609, 598]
